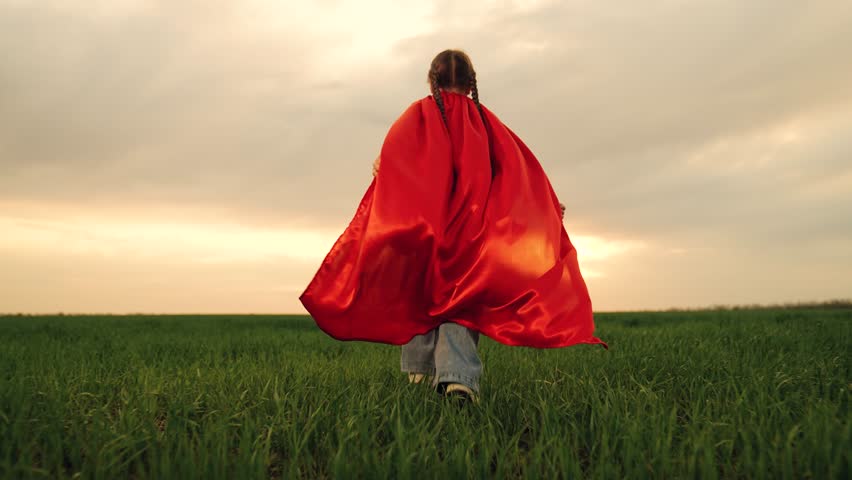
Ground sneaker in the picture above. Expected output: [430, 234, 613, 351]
[442, 383, 479, 404]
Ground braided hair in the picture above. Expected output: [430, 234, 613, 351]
[428, 69, 448, 126]
[427, 49, 485, 127]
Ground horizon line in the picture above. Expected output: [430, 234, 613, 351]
[2, 299, 850, 317]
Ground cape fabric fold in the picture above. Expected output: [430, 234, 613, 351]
[299, 91, 606, 349]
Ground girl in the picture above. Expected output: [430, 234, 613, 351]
[300, 49, 605, 403]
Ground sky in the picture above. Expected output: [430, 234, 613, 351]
[1, 0, 850, 314]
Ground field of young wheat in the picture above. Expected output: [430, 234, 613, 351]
[0, 309, 848, 479]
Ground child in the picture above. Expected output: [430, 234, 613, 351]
[300, 49, 606, 403]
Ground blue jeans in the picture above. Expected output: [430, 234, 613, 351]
[400, 322, 482, 393]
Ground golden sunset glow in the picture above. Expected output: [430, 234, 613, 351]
[0, 215, 335, 265]
[0, 204, 634, 313]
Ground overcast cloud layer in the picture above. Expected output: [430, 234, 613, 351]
[1, 0, 850, 313]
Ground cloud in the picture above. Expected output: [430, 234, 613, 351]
[5, 1, 850, 225]
[1, 0, 850, 312]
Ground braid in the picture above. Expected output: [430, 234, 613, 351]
[429, 69, 448, 127]
[470, 71, 485, 124]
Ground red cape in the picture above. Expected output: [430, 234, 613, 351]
[300, 91, 606, 349]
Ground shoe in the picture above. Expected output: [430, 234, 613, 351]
[442, 383, 479, 404]
[408, 373, 431, 384]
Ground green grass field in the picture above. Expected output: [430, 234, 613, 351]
[0, 309, 848, 479]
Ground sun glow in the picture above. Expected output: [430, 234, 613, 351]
[0, 214, 338, 265]
[571, 234, 644, 278]
[0, 215, 636, 269]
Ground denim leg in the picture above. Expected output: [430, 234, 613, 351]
[400, 329, 437, 375]
[434, 322, 482, 393]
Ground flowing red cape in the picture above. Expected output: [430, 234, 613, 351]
[300, 91, 606, 349]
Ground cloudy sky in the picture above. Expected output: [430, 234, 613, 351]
[1, 0, 850, 314]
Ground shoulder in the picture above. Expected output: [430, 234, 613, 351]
[396, 97, 433, 118]
[389, 99, 427, 128]
[391, 96, 443, 125]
